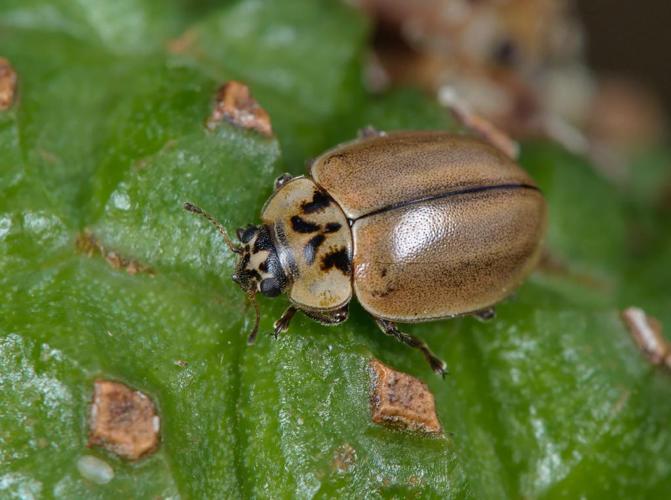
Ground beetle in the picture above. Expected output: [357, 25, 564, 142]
[184, 130, 546, 376]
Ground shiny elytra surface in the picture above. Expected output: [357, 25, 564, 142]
[311, 131, 547, 321]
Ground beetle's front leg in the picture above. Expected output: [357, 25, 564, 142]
[273, 306, 297, 339]
[302, 305, 349, 326]
[374, 318, 448, 378]
[438, 86, 519, 160]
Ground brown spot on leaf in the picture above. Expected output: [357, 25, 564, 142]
[0, 57, 17, 111]
[369, 359, 442, 434]
[408, 475, 422, 487]
[331, 443, 357, 473]
[88, 380, 160, 461]
[621, 307, 671, 368]
[206, 81, 272, 137]
[166, 29, 198, 54]
[76, 231, 154, 276]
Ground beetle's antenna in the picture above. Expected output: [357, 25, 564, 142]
[183, 202, 242, 254]
[246, 294, 261, 345]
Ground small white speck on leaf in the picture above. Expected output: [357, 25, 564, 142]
[111, 191, 131, 211]
[77, 455, 114, 485]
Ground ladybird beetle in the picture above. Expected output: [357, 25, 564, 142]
[185, 130, 546, 376]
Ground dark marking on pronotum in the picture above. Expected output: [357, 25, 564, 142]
[291, 215, 320, 234]
[324, 222, 342, 233]
[321, 247, 351, 274]
[304, 234, 326, 264]
[301, 190, 331, 214]
[259, 260, 268, 273]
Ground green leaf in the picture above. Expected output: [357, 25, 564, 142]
[171, 0, 369, 167]
[2, 0, 671, 498]
[0, 0, 183, 53]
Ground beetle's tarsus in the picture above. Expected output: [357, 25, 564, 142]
[473, 307, 496, 322]
[430, 358, 449, 378]
[358, 126, 387, 139]
[273, 306, 297, 339]
[375, 318, 449, 378]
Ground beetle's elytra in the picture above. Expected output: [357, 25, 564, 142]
[185, 130, 546, 376]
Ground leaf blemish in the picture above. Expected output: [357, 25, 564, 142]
[331, 443, 357, 473]
[88, 380, 160, 461]
[206, 81, 273, 137]
[621, 307, 671, 368]
[76, 230, 154, 276]
[369, 359, 442, 435]
[0, 57, 17, 111]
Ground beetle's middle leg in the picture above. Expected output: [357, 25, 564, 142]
[374, 318, 448, 378]
[357, 126, 386, 139]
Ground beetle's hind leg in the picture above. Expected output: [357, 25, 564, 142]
[357, 126, 386, 139]
[374, 318, 448, 378]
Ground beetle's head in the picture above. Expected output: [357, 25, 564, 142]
[232, 224, 288, 299]
[183, 202, 289, 345]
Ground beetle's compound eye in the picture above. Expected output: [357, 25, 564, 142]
[260, 277, 282, 298]
[236, 225, 257, 244]
[231, 273, 241, 284]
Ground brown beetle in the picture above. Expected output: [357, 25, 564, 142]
[185, 130, 546, 376]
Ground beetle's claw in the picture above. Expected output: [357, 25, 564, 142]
[272, 322, 285, 340]
[271, 320, 282, 339]
[431, 358, 449, 379]
[273, 306, 297, 340]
